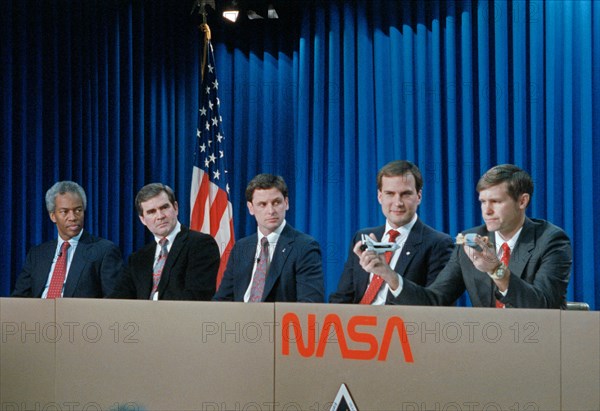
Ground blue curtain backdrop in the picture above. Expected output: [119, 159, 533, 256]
[1, 0, 598, 309]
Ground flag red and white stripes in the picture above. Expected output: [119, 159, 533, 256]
[190, 38, 234, 287]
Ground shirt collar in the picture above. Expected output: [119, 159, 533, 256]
[154, 221, 181, 247]
[58, 229, 83, 248]
[258, 219, 286, 244]
[494, 226, 523, 252]
[385, 214, 418, 241]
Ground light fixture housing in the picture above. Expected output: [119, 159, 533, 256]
[223, 10, 239, 22]
[221, 0, 280, 23]
[267, 4, 278, 19]
[247, 10, 264, 20]
[222, 1, 239, 22]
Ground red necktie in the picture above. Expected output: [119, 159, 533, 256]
[150, 238, 169, 300]
[47, 241, 70, 299]
[359, 229, 400, 305]
[495, 243, 510, 308]
[249, 237, 270, 302]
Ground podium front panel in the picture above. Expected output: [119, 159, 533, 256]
[561, 310, 600, 410]
[0, 298, 56, 409]
[55, 300, 274, 411]
[275, 303, 561, 411]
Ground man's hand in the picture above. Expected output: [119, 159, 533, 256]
[353, 233, 399, 290]
[462, 234, 510, 291]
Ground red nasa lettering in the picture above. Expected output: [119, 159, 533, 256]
[282, 313, 414, 362]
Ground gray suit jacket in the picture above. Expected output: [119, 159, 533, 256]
[395, 218, 572, 308]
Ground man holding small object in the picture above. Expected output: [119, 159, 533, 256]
[329, 160, 454, 305]
[372, 164, 571, 308]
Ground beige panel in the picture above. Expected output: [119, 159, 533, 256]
[55, 300, 275, 411]
[0, 298, 56, 409]
[275, 303, 561, 411]
[561, 311, 600, 410]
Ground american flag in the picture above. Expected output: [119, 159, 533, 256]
[190, 39, 234, 287]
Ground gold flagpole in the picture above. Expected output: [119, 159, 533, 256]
[199, 22, 211, 82]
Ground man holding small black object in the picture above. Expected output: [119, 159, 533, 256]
[356, 164, 572, 308]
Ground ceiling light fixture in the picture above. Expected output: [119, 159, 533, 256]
[267, 4, 278, 19]
[247, 10, 264, 20]
[222, 1, 239, 22]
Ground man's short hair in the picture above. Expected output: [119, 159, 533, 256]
[45, 181, 87, 213]
[135, 183, 177, 215]
[476, 164, 534, 205]
[376, 160, 423, 192]
[245, 174, 288, 202]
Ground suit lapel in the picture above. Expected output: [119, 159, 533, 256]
[393, 220, 422, 277]
[507, 218, 535, 278]
[158, 227, 188, 295]
[138, 243, 156, 298]
[63, 231, 92, 298]
[34, 241, 58, 297]
[240, 236, 258, 296]
[262, 225, 294, 301]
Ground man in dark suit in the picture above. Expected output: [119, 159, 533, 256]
[360, 164, 572, 309]
[329, 160, 454, 305]
[110, 183, 220, 300]
[214, 174, 324, 302]
[12, 181, 123, 298]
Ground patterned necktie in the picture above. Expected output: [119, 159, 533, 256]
[47, 241, 71, 299]
[150, 238, 169, 300]
[249, 237, 270, 302]
[359, 229, 400, 305]
[495, 242, 510, 308]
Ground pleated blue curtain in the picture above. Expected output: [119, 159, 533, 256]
[291, 0, 599, 307]
[1, 0, 204, 283]
[1, 0, 598, 309]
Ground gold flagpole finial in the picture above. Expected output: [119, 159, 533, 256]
[199, 23, 211, 82]
[200, 23, 211, 41]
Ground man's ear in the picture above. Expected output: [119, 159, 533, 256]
[519, 193, 530, 210]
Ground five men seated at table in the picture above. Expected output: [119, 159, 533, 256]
[12, 164, 572, 308]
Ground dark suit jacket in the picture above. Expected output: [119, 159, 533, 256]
[395, 218, 572, 309]
[110, 225, 220, 300]
[12, 230, 123, 298]
[329, 218, 454, 304]
[213, 224, 325, 302]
